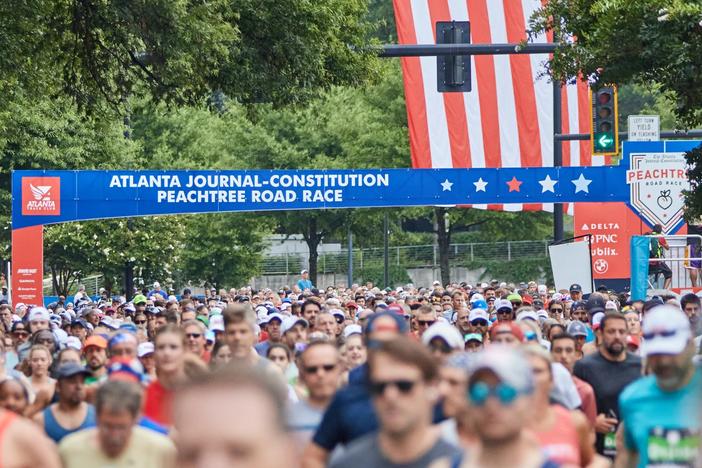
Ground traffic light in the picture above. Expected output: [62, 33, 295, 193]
[590, 85, 619, 155]
[436, 21, 470, 93]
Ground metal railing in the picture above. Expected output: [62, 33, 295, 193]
[260, 240, 550, 276]
[42, 274, 103, 296]
[648, 235, 702, 289]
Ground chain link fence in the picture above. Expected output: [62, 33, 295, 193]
[261, 240, 550, 276]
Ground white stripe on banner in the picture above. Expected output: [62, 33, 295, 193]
[566, 83, 580, 166]
[523, 0, 553, 168]
[411, 0, 453, 168]
[448, 0, 486, 168]
[487, 4, 520, 169]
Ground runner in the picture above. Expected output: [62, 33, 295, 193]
[330, 337, 460, 467]
[59, 380, 175, 467]
[550, 333, 597, 426]
[143, 324, 187, 427]
[617, 304, 701, 467]
[34, 362, 95, 443]
[574, 313, 642, 458]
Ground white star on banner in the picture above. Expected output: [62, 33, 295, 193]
[473, 178, 488, 192]
[572, 173, 592, 194]
[539, 175, 558, 193]
[441, 179, 453, 191]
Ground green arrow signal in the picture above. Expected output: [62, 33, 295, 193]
[598, 133, 613, 147]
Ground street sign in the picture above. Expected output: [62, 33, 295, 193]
[628, 115, 660, 141]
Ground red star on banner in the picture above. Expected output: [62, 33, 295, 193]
[506, 176, 522, 192]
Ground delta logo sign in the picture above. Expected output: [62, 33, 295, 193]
[21, 177, 61, 216]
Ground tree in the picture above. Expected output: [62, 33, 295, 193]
[178, 214, 268, 288]
[0, 0, 378, 113]
[530, 1, 702, 125]
[43, 224, 98, 296]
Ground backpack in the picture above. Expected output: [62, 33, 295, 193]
[650, 236, 663, 259]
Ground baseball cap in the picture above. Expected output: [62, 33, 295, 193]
[489, 322, 525, 342]
[569, 284, 582, 293]
[566, 321, 588, 337]
[209, 315, 224, 332]
[281, 317, 309, 335]
[301, 269, 308, 275]
[537, 285, 548, 295]
[422, 322, 464, 350]
[70, 318, 89, 329]
[64, 336, 82, 351]
[642, 305, 692, 356]
[605, 300, 618, 311]
[28, 307, 50, 322]
[591, 312, 605, 330]
[463, 333, 483, 343]
[471, 299, 488, 310]
[506, 293, 523, 304]
[107, 358, 144, 383]
[84, 335, 108, 349]
[536, 309, 549, 321]
[494, 299, 513, 312]
[468, 308, 489, 323]
[55, 363, 90, 380]
[137, 341, 154, 358]
[468, 346, 534, 394]
[343, 324, 363, 339]
[516, 309, 538, 322]
[470, 293, 485, 304]
[266, 313, 285, 325]
[521, 295, 533, 305]
[132, 294, 147, 305]
[626, 334, 640, 349]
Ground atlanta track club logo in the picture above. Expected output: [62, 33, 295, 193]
[21, 177, 61, 216]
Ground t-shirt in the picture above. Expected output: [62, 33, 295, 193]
[297, 279, 313, 291]
[143, 380, 173, 428]
[619, 365, 701, 468]
[329, 431, 460, 468]
[574, 351, 642, 457]
[59, 425, 176, 468]
[287, 399, 325, 448]
[572, 376, 597, 427]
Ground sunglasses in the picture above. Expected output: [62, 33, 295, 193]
[471, 319, 488, 326]
[549, 308, 563, 313]
[186, 333, 202, 339]
[13, 331, 28, 337]
[369, 379, 416, 396]
[429, 341, 453, 354]
[134, 320, 146, 325]
[417, 320, 436, 327]
[304, 364, 336, 374]
[468, 382, 520, 406]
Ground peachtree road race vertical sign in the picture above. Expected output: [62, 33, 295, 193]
[626, 152, 689, 234]
[12, 168, 629, 229]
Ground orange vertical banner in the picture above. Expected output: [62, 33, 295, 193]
[11, 226, 44, 306]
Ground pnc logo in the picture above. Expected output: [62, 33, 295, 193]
[21, 177, 61, 216]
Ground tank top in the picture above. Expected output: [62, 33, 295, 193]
[535, 404, 581, 467]
[43, 404, 96, 443]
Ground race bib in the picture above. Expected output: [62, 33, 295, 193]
[647, 427, 699, 467]
[604, 430, 617, 458]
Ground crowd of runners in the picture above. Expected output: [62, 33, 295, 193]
[0, 273, 699, 467]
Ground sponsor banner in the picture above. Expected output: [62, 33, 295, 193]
[11, 167, 629, 229]
[10, 226, 44, 307]
[574, 203, 647, 279]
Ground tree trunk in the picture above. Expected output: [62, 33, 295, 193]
[304, 216, 321, 287]
[435, 207, 451, 286]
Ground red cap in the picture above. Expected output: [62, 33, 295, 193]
[626, 334, 640, 349]
[521, 295, 533, 305]
[489, 322, 525, 342]
[345, 302, 358, 310]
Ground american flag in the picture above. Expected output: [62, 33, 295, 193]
[393, 0, 606, 212]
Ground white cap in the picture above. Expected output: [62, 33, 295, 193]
[421, 322, 464, 350]
[516, 309, 538, 322]
[343, 324, 363, 339]
[494, 299, 513, 312]
[209, 314, 224, 332]
[592, 312, 605, 328]
[537, 285, 548, 295]
[468, 308, 489, 322]
[537, 309, 549, 321]
[642, 305, 692, 356]
[138, 341, 154, 358]
[64, 336, 82, 351]
[266, 313, 285, 325]
[28, 307, 50, 322]
[470, 293, 485, 304]
[282, 316, 309, 334]
[330, 309, 345, 321]
[153, 282, 160, 288]
[605, 301, 618, 311]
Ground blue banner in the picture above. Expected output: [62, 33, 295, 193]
[12, 167, 629, 228]
[630, 235, 651, 300]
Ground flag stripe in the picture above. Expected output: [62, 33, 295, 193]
[426, 0, 473, 168]
[411, 0, 453, 168]
[393, 1, 433, 168]
[577, 78, 592, 166]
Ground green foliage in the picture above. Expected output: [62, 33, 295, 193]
[684, 144, 702, 221]
[355, 265, 411, 288]
[462, 259, 553, 285]
[530, 0, 702, 125]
